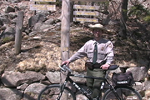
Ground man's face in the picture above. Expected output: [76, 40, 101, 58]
[93, 28, 103, 38]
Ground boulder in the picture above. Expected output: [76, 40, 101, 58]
[1, 71, 45, 87]
[0, 88, 22, 100]
[23, 83, 46, 100]
[127, 67, 147, 82]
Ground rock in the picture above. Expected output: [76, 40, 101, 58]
[28, 14, 46, 28]
[133, 82, 144, 92]
[145, 89, 150, 100]
[46, 71, 60, 83]
[23, 83, 46, 100]
[127, 67, 147, 82]
[0, 64, 6, 75]
[44, 18, 55, 25]
[5, 6, 15, 13]
[0, 26, 15, 43]
[144, 80, 150, 90]
[0, 88, 22, 100]
[33, 22, 54, 32]
[0, 15, 10, 25]
[17, 83, 29, 91]
[1, 71, 45, 87]
[148, 68, 150, 75]
[0, 18, 3, 26]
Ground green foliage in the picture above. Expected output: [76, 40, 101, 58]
[55, 0, 61, 7]
[128, 4, 150, 21]
[2, 37, 12, 43]
[143, 15, 150, 22]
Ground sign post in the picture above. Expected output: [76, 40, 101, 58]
[60, 0, 70, 99]
[60, 0, 70, 78]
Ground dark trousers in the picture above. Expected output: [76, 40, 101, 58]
[86, 68, 104, 98]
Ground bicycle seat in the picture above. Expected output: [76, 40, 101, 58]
[108, 65, 119, 70]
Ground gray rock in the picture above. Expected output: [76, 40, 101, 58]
[1, 71, 45, 87]
[28, 14, 46, 27]
[7, 0, 20, 3]
[144, 80, 150, 90]
[46, 71, 60, 83]
[127, 67, 147, 82]
[0, 88, 22, 100]
[5, 6, 15, 13]
[0, 26, 15, 43]
[44, 18, 55, 25]
[23, 83, 46, 100]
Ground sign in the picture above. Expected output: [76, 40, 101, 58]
[73, 4, 100, 23]
[30, 4, 56, 11]
[74, 11, 99, 16]
[30, 0, 56, 11]
[73, 5, 100, 10]
[71, 0, 107, 2]
[30, 0, 56, 2]
[73, 17, 98, 23]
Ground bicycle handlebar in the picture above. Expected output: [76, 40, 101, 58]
[59, 64, 72, 72]
[59, 64, 118, 72]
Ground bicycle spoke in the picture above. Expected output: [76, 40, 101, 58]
[38, 85, 75, 100]
[103, 87, 142, 100]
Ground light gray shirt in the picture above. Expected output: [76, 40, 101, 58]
[68, 38, 114, 64]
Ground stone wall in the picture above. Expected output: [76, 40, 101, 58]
[0, 67, 150, 100]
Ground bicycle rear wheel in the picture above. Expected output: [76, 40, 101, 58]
[38, 84, 75, 100]
[102, 86, 142, 100]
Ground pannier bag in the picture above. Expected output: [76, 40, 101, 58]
[112, 71, 134, 86]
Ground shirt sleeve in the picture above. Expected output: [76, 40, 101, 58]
[68, 43, 88, 62]
[105, 41, 114, 64]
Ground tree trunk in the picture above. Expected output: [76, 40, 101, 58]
[120, 0, 128, 38]
[121, 0, 128, 22]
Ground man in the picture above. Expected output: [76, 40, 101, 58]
[63, 23, 114, 100]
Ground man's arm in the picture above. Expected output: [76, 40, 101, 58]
[105, 41, 114, 64]
[63, 42, 88, 65]
[101, 41, 114, 69]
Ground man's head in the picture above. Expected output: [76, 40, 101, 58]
[88, 24, 105, 40]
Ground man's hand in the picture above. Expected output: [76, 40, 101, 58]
[101, 64, 110, 70]
[62, 60, 70, 65]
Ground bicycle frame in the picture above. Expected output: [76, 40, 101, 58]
[60, 71, 122, 100]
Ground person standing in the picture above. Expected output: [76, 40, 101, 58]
[63, 23, 114, 100]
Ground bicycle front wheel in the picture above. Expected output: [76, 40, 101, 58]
[102, 86, 142, 100]
[38, 84, 75, 100]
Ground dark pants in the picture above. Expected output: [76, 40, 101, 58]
[86, 68, 104, 98]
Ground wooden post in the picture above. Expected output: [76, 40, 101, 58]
[61, 0, 70, 76]
[61, 0, 70, 73]
[60, 0, 70, 99]
[15, 11, 24, 55]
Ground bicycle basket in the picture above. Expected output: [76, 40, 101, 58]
[112, 71, 134, 86]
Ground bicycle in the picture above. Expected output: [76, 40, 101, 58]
[38, 64, 142, 100]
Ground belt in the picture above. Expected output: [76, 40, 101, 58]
[85, 62, 105, 70]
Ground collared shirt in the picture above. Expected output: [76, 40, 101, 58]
[68, 38, 114, 64]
